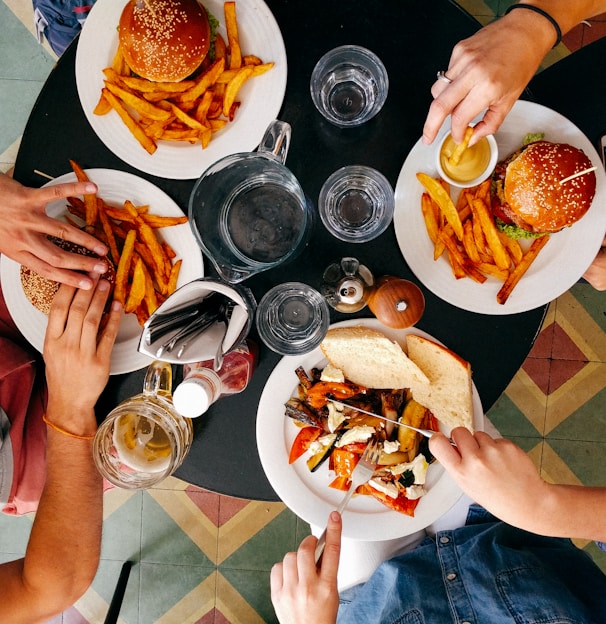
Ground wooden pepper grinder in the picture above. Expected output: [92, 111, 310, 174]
[367, 275, 425, 328]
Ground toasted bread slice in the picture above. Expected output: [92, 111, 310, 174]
[405, 334, 474, 432]
[320, 326, 430, 389]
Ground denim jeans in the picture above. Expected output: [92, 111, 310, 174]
[338, 505, 606, 624]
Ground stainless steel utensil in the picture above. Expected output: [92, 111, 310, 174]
[314, 439, 381, 564]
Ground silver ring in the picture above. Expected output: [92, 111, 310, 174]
[437, 70, 453, 84]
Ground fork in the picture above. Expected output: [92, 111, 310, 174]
[314, 438, 381, 564]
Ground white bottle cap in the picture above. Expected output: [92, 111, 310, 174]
[173, 377, 214, 418]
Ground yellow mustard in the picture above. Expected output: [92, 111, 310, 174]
[440, 135, 491, 183]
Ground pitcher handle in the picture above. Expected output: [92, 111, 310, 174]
[143, 360, 173, 398]
[257, 119, 291, 164]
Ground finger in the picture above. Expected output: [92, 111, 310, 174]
[37, 223, 109, 270]
[16, 252, 100, 291]
[281, 551, 299, 585]
[45, 282, 77, 342]
[269, 562, 284, 594]
[41, 180, 98, 203]
[79, 279, 112, 349]
[318, 511, 341, 581]
[37, 214, 109, 258]
[429, 432, 462, 469]
[62, 274, 100, 341]
[453, 104, 509, 146]
[97, 299, 122, 362]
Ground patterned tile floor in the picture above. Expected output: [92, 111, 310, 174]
[1, 1, 605, 622]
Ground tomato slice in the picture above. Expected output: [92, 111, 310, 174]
[288, 426, 322, 464]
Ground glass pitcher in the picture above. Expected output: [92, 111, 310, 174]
[93, 361, 193, 489]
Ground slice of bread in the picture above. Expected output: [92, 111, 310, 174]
[405, 334, 474, 432]
[319, 326, 430, 390]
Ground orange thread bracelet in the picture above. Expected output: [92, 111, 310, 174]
[42, 414, 96, 441]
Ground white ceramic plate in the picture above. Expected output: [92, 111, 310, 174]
[0, 169, 204, 374]
[256, 318, 484, 541]
[394, 100, 606, 314]
[75, 0, 287, 179]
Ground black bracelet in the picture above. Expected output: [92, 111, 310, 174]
[504, 4, 563, 48]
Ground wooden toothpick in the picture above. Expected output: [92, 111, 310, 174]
[559, 166, 598, 185]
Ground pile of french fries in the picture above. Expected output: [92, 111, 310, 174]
[417, 172, 550, 305]
[94, 1, 274, 154]
[67, 160, 187, 325]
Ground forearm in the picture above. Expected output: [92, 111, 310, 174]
[0, 410, 102, 623]
[530, 483, 606, 542]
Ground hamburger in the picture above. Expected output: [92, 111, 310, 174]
[491, 140, 597, 239]
[118, 0, 211, 82]
[20, 237, 116, 315]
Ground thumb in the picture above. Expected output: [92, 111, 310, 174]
[319, 511, 341, 581]
[429, 432, 462, 470]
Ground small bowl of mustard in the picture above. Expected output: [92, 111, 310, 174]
[436, 130, 498, 188]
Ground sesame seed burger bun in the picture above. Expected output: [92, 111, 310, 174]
[491, 141, 596, 235]
[119, 0, 211, 82]
[20, 237, 116, 315]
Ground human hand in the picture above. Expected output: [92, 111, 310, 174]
[43, 277, 122, 435]
[422, 12, 553, 146]
[270, 511, 341, 624]
[0, 173, 109, 289]
[583, 235, 606, 290]
[429, 428, 551, 530]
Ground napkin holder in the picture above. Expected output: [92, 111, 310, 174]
[138, 278, 256, 364]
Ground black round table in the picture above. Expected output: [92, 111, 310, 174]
[14, 0, 548, 501]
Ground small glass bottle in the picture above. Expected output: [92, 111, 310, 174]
[172, 340, 257, 418]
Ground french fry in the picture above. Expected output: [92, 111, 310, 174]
[125, 256, 146, 313]
[69, 160, 97, 228]
[416, 172, 463, 240]
[497, 235, 550, 304]
[176, 57, 225, 103]
[114, 229, 136, 305]
[448, 126, 474, 167]
[224, 1, 241, 69]
[222, 65, 253, 118]
[98, 201, 120, 266]
[420, 193, 439, 244]
[471, 198, 510, 271]
[104, 82, 172, 121]
[167, 259, 182, 295]
[103, 88, 157, 154]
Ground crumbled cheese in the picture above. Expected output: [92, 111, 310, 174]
[335, 425, 375, 447]
[327, 402, 346, 433]
[390, 454, 429, 484]
[368, 478, 399, 499]
[320, 364, 345, 383]
[308, 433, 336, 455]
[405, 485, 426, 500]
[382, 439, 400, 455]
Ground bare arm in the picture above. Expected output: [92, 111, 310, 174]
[583, 235, 606, 290]
[0, 173, 109, 289]
[430, 428, 606, 542]
[0, 278, 121, 623]
[423, 0, 606, 145]
[271, 511, 341, 624]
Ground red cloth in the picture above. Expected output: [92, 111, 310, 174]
[0, 277, 47, 515]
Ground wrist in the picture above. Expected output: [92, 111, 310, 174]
[502, 5, 560, 52]
[45, 405, 98, 439]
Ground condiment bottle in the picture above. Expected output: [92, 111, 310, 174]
[172, 340, 257, 418]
